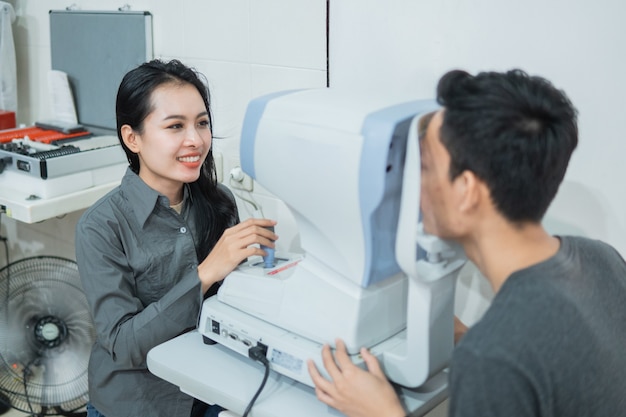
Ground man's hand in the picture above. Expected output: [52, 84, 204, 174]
[454, 316, 468, 344]
[307, 339, 406, 417]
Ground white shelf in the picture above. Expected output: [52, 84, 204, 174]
[0, 181, 119, 223]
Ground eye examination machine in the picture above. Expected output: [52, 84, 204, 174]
[148, 88, 466, 416]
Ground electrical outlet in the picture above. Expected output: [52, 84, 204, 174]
[229, 166, 254, 191]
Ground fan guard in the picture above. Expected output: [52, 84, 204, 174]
[0, 256, 94, 415]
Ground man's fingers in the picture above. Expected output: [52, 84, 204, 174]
[307, 359, 335, 397]
[332, 339, 354, 370]
[314, 385, 338, 409]
[360, 347, 385, 378]
[319, 343, 343, 381]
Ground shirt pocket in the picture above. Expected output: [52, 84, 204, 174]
[131, 237, 180, 306]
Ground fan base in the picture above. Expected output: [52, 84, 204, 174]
[0, 391, 10, 415]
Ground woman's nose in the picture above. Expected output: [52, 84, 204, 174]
[185, 127, 203, 145]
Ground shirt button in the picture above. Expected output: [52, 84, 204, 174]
[180, 227, 187, 233]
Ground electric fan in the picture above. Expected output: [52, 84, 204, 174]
[0, 256, 94, 416]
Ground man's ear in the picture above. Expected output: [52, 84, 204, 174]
[121, 124, 140, 153]
[455, 170, 482, 214]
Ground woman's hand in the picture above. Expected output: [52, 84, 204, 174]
[197, 217, 277, 293]
[307, 339, 406, 417]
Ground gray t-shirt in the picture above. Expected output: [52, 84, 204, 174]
[75, 168, 235, 417]
[449, 236, 626, 417]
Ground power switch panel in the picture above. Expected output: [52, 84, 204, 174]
[211, 320, 220, 335]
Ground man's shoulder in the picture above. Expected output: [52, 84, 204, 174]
[559, 235, 626, 282]
[561, 235, 623, 260]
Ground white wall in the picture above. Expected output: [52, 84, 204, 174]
[2, 0, 326, 265]
[330, 0, 626, 324]
[4, 0, 622, 337]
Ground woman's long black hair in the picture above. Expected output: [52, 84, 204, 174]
[116, 59, 237, 260]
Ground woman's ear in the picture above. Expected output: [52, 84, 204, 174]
[121, 125, 140, 153]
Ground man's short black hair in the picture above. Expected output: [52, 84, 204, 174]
[436, 69, 578, 223]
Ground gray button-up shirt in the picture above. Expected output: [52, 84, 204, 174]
[76, 168, 235, 417]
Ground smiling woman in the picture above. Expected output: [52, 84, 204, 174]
[120, 82, 213, 203]
[74, 59, 279, 417]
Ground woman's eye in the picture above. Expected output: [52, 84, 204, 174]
[198, 120, 210, 128]
[168, 123, 183, 129]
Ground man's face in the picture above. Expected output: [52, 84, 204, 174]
[419, 110, 460, 239]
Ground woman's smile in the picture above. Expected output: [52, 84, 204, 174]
[177, 153, 203, 168]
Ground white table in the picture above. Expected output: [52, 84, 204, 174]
[148, 330, 448, 417]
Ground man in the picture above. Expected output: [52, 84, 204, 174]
[307, 69, 626, 417]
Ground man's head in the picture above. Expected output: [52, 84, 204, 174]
[419, 69, 578, 237]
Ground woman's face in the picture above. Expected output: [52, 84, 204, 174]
[126, 82, 212, 196]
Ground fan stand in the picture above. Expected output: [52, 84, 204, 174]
[0, 391, 10, 415]
[41, 406, 86, 417]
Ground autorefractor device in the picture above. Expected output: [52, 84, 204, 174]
[199, 88, 466, 389]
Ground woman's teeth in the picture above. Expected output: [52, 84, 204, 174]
[177, 156, 200, 163]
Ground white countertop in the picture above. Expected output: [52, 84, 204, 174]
[148, 330, 448, 417]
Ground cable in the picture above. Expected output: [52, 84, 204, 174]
[0, 208, 8, 267]
[232, 189, 259, 213]
[242, 345, 271, 417]
[22, 358, 38, 417]
[228, 167, 261, 215]
[1, 209, 10, 355]
[1, 212, 9, 317]
[0, 210, 11, 409]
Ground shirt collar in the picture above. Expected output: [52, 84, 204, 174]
[120, 168, 194, 227]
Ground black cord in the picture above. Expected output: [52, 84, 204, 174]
[0, 207, 9, 269]
[0, 211, 16, 414]
[1, 213, 9, 318]
[242, 345, 271, 417]
[22, 358, 39, 417]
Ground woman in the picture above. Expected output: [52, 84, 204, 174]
[75, 59, 277, 417]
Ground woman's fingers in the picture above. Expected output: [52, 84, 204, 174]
[222, 219, 278, 249]
[198, 218, 279, 290]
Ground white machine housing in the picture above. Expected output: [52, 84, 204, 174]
[201, 89, 465, 388]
